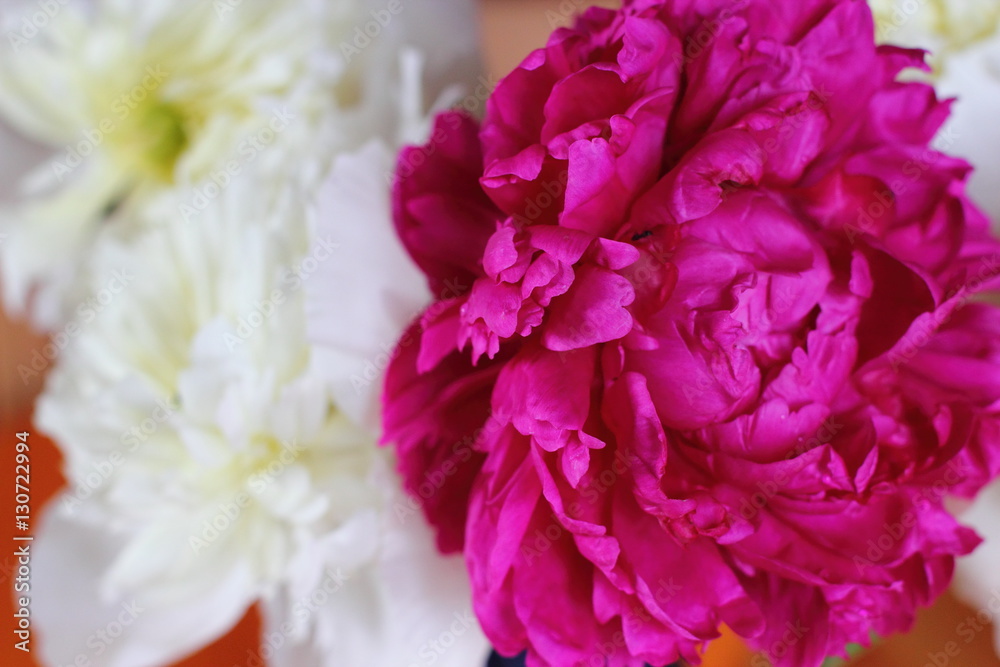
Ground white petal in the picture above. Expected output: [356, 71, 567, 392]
[33, 505, 256, 667]
[935, 38, 1000, 225]
[262, 462, 490, 667]
[305, 141, 431, 433]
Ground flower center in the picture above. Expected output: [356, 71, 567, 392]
[107, 94, 189, 184]
[130, 100, 189, 182]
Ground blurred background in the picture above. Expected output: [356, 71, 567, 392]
[0, 0, 998, 665]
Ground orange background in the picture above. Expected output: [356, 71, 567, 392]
[1, 1, 998, 666]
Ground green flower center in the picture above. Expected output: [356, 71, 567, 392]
[137, 102, 188, 181]
[126, 100, 188, 183]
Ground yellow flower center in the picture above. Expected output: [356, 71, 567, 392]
[133, 101, 188, 182]
[108, 95, 189, 184]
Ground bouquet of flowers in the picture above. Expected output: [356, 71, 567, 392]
[1, 1, 1000, 666]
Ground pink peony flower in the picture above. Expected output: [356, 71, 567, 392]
[383, 0, 1000, 665]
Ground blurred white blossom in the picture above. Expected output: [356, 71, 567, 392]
[870, 0, 1000, 223]
[34, 165, 484, 667]
[0, 0, 479, 327]
[871, 0, 1000, 59]
[15, 0, 490, 665]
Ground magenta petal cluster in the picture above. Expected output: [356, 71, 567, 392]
[383, 0, 1000, 665]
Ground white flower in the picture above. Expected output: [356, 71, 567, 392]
[33, 160, 488, 666]
[305, 141, 432, 432]
[0, 0, 325, 324]
[870, 0, 1000, 223]
[870, 0, 1000, 59]
[0, 0, 483, 327]
[16, 0, 492, 663]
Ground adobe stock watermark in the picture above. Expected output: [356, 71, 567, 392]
[547, 257, 672, 366]
[510, 170, 569, 229]
[875, 0, 930, 43]
[179, 108, 296, 223]
[348, 271, 473, 395]
[886, 253, 1000, 371]
[544, 0, 589, 28]
[853, 458, 969, 573]
[846, 125, 959, 244]
[547, 0, 738, 59]
[671, 5, 738, 70]
[407, 611, 478, 667]
[50, 66, 170, 181]
[223, 235, 339, 350]
[737, 417, 844, 522]
[393, 412, 503, 525]
[61, 396, 179, 514]
[5, 0, 70, 52]
[188, 439, 306, 554]
[389, 73, 501, 186]
[239, 567, 350, 667]
[521, 448, 643, 565]
[60, 600, 145, 667]
[340, 0, 404, 62]
[750, 620, 810, 666]
[17, 268, 135, 384]
[919, 586, 1000, 667]
[547, 578, 683, 667]
[349, 327, 416, 395]
[214, 0, 246, 20]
